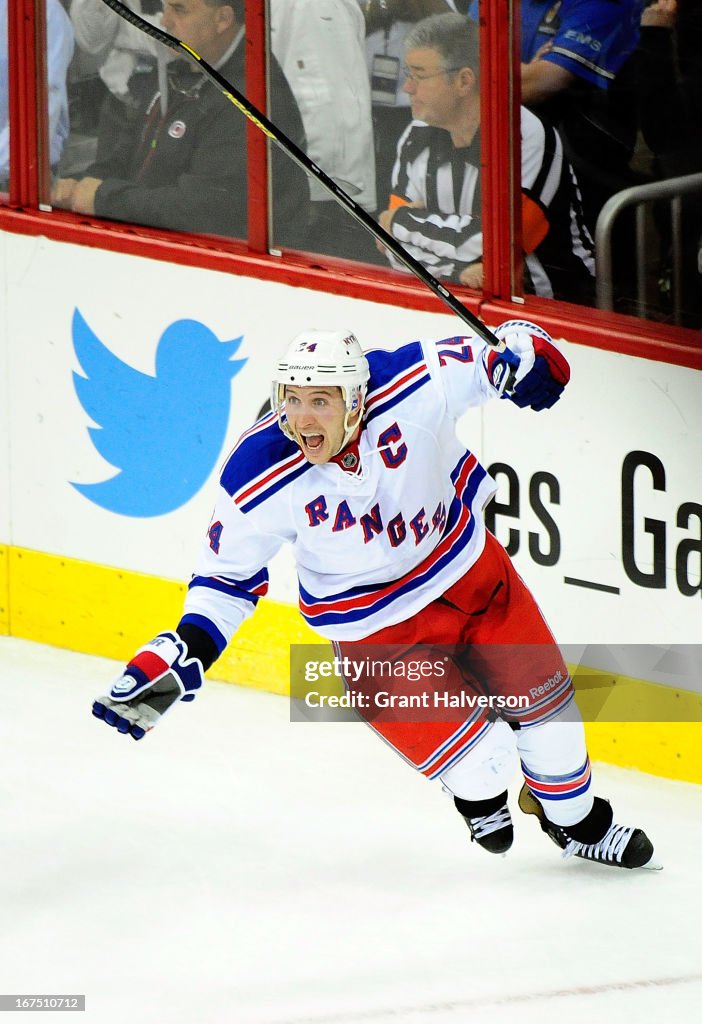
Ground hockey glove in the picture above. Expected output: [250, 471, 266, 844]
[92, 631, 205, 740]
[483, 319, 570, 411]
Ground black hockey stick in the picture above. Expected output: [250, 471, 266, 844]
[96, 0, 518, 367]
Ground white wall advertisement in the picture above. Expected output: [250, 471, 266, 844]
[477, 346, 702, 645]
[1, 229, 700, 657]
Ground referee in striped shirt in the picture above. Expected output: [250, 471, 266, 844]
[377, 12, 596, 303]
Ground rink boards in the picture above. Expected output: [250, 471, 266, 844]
[0, 230, 700, 781]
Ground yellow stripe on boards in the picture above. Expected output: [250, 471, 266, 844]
[4, 545, 324, 694]
[0, 545, 9, 634]
[1, 545, 700, 783]
[572, 663, 702, 784]
[572, 663, 702, 723]
[584, 723, 702, 785]
[8, 546, 188, 663]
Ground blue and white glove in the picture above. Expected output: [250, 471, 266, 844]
[483, 320, 571, 411]
[92, 631, 205, 740]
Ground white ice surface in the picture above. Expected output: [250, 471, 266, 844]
[1, 636, 701, 1024]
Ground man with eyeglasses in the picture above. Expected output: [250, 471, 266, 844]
[376, 11, 596, 303]
[53, 0, 310, 246]
[460, 0, 646, 232]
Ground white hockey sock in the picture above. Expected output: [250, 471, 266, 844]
[440, 719, 518, 801]
[516, 703, 594, 827]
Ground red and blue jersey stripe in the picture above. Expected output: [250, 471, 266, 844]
[364, 343, 431, 424]
[221, 416, 310, 514]
[298, 452, 486, 629]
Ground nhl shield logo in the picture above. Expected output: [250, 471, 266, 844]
[341, 451, 359, 470]
[168, 120, 187, 139]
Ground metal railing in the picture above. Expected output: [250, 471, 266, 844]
[595, 171, 702, 325]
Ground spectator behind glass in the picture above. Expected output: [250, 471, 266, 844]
[518, 0, 646, 234]
[69, 0, 163, 106]
[52, 0, 311, 247]
[610, 1, 682, 171]
[361, 0, 451, 208]
[455, 1, 644, 233]
[677, 0, 702, 325]
[377, 12, 595, 302]
[622, 0, 702, 326]
[677, 0, 702, 130]
[269, 0, 377, 262]
[0, 1, 5, 192]
[625, 1, 701, 180]
[0, 0, 74, 192]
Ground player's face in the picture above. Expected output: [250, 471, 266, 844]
[284, 386, 353, 464]
[403, 47, 471, 130]
[161, 0, 234, 63]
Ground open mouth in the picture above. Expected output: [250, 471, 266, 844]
[300, 432, 325, 455]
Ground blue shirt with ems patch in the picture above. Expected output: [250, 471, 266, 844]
[520, 0, 644, 89]
[466, 0, 643, 89]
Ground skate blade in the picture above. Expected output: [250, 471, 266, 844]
[641, 855, 663, 871]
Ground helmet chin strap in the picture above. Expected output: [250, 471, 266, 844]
[339, 406, 363, 453]
[287, 423, 304, 450]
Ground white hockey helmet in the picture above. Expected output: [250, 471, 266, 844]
[271, 329, 370, 449]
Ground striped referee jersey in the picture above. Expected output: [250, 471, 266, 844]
[387, 106, 596, 302]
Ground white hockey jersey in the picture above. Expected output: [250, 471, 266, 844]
[181, 335, 501, 652]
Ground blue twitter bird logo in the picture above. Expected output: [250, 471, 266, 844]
[71, 309, 246, 517]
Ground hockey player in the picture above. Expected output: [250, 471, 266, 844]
[93, 321, 657, 870]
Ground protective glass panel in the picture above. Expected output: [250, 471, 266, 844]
[0, 1, 8, 198]
[519, 0, 702, 326]
[266, 0, 493, 276]
[266, 0, 386, 264]
[43, 0, 75, 202]
[55, 0, 248, 243]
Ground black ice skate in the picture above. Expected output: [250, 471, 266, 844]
[518, 783, 661, 870]
[454, 791, 513, 854]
